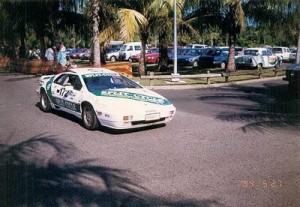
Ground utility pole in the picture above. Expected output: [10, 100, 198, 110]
[172, 0, 179, 82]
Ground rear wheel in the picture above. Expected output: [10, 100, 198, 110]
[82, 103, 99, 130]
[40, 91, 51, 112]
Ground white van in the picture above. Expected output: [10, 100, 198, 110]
[119, 42, 142, 61]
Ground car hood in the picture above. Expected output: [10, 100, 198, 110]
[177, 55, 199, 60]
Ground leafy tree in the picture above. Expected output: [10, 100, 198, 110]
[187, 0, 245, 72]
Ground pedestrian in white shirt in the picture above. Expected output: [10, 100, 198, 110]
[45, 44, 55, 73]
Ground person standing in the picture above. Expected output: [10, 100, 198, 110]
[56, 41, 67, 68]
[45, 44, 55, 61]
[45, 44, 55, 73]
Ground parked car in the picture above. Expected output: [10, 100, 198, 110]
[119, 42, 142, 61]
[107, 41, 123, 52]
[198, 48, 228, 69]
[168, 48, 191, 65]
[272, 46, 291, 62]
[235, 47, 280, 70]
[145, 48, 160, 64]
[106, 50, 120, 62]
[130, 48, 160, 64]
[289, 49, 298, 63]
[80, 49, 91, 60]
[66, 48, 75, 60]
[70, 48, 89, 59]
[37, 68, 176, 130]
[176, 48, 203, 67]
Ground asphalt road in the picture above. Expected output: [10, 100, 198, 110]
[0, 70, 299, 207]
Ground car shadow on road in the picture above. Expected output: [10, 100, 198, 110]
[199, 82, 300, 133]
[0, 134, 222, 207]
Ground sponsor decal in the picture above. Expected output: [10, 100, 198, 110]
[57, 88, 76, 98]
[268, 56, 278, 65]
[55, 98, 80, 112]
[83, 73, 119, 78]
[92, 90, 171, 105]
[46, 76, 56, 103]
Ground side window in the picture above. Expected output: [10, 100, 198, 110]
[134, 45, 141, 51]
[73, 76, 83, 91]
[262, 50, 267, 56]
[266, 50, 272, 56]
[68, 75, 82, 90]
[127, 46, 133, 51]
[54, 74, 69, 85]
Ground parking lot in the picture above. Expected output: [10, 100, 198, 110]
[0, 70, 299, 207]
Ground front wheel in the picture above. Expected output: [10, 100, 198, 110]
[192, 60, 198, 68]
[40, 91, 51, 112]
[82, 104, 99, 130]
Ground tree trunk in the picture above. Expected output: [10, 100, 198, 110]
[19, 18, 27, 59]
[138, 31, 148, 76]
[296, 21, 300, 64]
[226, 34, 236, 73]
[92, 0, 101, 66]
[158, 33, 169, 71]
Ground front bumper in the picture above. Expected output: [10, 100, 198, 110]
[98, 115, 174, 129]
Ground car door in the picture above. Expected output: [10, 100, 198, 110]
[261, 49, 276, 67]
[51, 74, 82, 114]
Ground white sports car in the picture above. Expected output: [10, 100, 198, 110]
[36, 68, 176, 130]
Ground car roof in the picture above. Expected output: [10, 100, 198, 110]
[244, 48, 268, 50]
[68, 67, 119, 76]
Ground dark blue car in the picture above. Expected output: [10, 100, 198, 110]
[198, 48, 228, 69]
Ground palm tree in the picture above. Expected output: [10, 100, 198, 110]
[224, 0, 245, 73]
[117, 0, 200, 76]
[117, 1, 160, 76]
[187, 0, 245, 72]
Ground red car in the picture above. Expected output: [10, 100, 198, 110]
[130, 48, 160, 64]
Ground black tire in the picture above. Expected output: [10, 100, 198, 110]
[40, 91, 51, 112]
[82, 103, 99, 130]
[110, 56, 116, 62]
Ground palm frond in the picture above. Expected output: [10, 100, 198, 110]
[118, 9, 148, 42]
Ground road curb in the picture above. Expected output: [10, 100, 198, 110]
[144, 76, 285, 90]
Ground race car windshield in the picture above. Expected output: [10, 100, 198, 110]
[83, 74, 142, 92]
